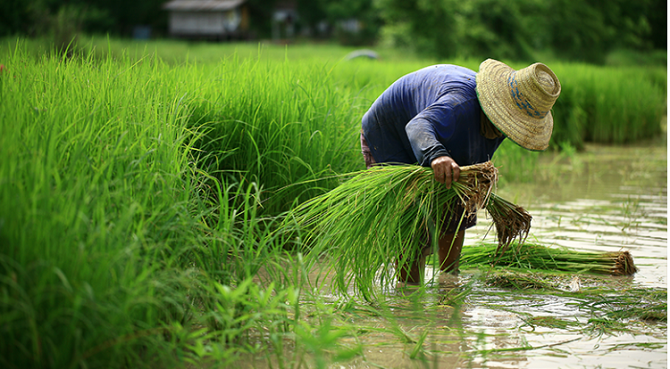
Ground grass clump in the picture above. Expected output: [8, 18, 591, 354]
[548, 63, 666, 150]
[0, 43, 315, 369]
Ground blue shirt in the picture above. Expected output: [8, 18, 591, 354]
[361, 65, 505, 167]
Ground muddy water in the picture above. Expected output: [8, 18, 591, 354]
[247, 140, 667, 369]
[486, 141, 667, 289]
[459, 141, 667, 369]
[438, 141, 666, 369]
[353, 141, 665, 369]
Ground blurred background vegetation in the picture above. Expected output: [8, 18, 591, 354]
[0, 0, 666, 65]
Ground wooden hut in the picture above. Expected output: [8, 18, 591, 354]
[163, 0, 249, 40]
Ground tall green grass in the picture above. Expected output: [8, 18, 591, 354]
[176, 52, 666, 204]
[0, 50, 196, 367]
[0, 45, 313, 369]
[185, 58, 364, 215]
[547, 63, 666, 149]
[181, 56, 448, 215]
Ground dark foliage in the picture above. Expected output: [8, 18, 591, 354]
[1, 0, 665, 62]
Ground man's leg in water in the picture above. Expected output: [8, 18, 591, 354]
[438, 230, 465, 273]
[397, 230, 465, 283]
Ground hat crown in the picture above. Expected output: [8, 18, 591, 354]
[538, 70, 557, 93]
[475, 58, 561, 151]
[510, 63, 561, 119]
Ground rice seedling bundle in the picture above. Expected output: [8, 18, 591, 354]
[459, 243, 638, 276]
[286, 161, 532, 299]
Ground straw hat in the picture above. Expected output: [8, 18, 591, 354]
[476, 59, 561, 151]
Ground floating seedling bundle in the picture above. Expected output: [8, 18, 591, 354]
[286, 161, 531, 299]
[460, 243, 638, 276]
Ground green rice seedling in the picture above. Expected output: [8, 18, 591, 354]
[286, 162, 502, 300]
[459, 243, 638, 276]
[0, 57, 206, 367]
[549, 63, 666, 147]
[184, 57, 369, 216]
[579, 288, 667, 322]
[0, 42, 316, 369]
[484, 271, 562, 290]
[520, 316, 579, 331]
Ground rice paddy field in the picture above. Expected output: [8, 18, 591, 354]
[0, 37, 666, 369]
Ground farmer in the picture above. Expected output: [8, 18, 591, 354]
[360, 59, 561, 283]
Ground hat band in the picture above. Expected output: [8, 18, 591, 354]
[508, 73, 548, 119]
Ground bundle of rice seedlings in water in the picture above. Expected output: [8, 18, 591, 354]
[459, 242, 638, 276]
[284, 162, 500, 299]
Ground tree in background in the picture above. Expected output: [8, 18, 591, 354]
[92, 0, 167, 35]
[0, 0, 157, 37]
[647, 0, 667, 49]
[0, 0, 32, 36]
[0, 0, 115, 55]
[296, 0, 328, 38]
[545, 0, 657, 64]
[375, 0, 458, 58]
[1, 0, 665, 63]
[450, 0, 545, 61]
[375, 0, 666, 63]
[244, 0, 277, 39]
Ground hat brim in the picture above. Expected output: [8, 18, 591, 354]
[476, 59, 553, 151]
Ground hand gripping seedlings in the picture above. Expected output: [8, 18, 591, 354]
[286, 161, 535, 299]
